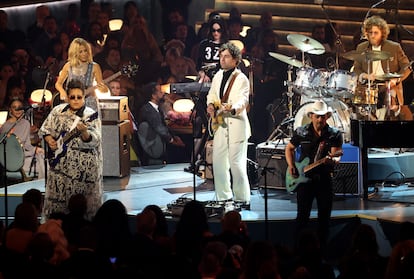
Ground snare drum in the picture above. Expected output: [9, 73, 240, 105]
[353, 84, 378, 105]
[294, 100, 351, 142]
[0, 133, 25, 172]
[326, 70, 357, 98]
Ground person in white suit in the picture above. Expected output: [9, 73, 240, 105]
[206, 42, 251, 209]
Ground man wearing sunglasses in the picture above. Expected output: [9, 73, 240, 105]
[285, 100, 343, 253]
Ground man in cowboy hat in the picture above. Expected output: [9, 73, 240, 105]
[285, 100, 343, 252]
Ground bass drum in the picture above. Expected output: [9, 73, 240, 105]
[0, 133, 25, 172]
[293, 100, 351, 142]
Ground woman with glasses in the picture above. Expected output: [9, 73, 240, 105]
[39, 79, 103, 220]
[0, 98, 45, 179]
[196, 16, 229, 81]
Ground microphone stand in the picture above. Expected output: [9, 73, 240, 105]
[188, 78, 209, 201]
[319, 2, 344, 70]
[40, 71, 51, 120]
[360, 0, 387, 41]
[1, 113, 25, 226]
[40, 69, 51, 187]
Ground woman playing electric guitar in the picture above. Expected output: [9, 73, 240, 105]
[39, 79, 103, 220]
[285, 100, 343, 252]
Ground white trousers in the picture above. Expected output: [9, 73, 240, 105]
[212, 127, 250, 202]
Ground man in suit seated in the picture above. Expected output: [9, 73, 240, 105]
[137, 82, 184, 166]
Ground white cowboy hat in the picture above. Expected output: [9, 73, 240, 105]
[306, 100, 333, 118]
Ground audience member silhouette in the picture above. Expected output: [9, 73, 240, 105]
[337, 223, 388, 279]
[61, 193, 92, 254]
[239, 240, 280, 279]
[92, 199, 132, 273]
[171, 199, 214, 278]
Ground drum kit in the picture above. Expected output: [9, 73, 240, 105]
[268, 33, 401, 142]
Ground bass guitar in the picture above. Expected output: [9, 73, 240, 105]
[85, 63, 139, 97]
[48, 112, 99, 168]
[285, 151, 343, 192]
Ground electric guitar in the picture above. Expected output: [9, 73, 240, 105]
[85, 63, 139, 97]
[53, 63, 139, 107]
[208, 102, 226, 134]
[285, 151, 343, 193]
[48, 112, 99, 168]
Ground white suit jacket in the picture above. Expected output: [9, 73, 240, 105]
[207, 68, 251, 143]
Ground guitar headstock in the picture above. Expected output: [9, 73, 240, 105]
[121, 63, 139, 78]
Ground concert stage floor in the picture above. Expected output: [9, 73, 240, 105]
[2, 162, 414, 261]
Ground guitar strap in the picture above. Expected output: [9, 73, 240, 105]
[221, 72, 239, 104]
[85, 63, 93, 88]
[70, 117, 81, 132]
[314, 140, 325, 162]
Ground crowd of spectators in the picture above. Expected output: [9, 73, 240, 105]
[2, 188, 414, 279]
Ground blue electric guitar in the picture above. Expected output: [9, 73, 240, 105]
[48, 112, 99, 168]
[285, 151, 343, 193]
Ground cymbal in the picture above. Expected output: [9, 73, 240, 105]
[376, 72, 402, 81]
[268, 52, 303, 68]
[229, 40, 244, 51]
[342, 50, 391, 61]
[287, 34, 325, 55]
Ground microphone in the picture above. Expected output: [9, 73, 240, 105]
[16, 104, 39, 112]
[201, 63, 218, 71]
[43, 58, 56, 70]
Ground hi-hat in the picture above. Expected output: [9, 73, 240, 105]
[376, 72, 402, 81]
[287, 34, 325, 55]
[342, 50, 391, 61]
[268, 52, 303, 68]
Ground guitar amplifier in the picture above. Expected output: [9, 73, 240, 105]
[99, 96, 128, 123]
[256, 141, 288, 189]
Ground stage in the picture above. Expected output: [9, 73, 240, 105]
[2, 162, 414, 263]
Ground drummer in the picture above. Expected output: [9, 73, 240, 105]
[353, 15, 411, 118]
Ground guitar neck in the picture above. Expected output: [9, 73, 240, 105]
[303, 152, 342, 173]
[85, 70, 122, 96]
[61, 128, 79, 143]
[303, 157, 327, 173]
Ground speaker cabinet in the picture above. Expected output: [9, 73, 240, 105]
[102, 121, 130, 177]
[256, 142, 288, 189]
[333, 163, 359, 194]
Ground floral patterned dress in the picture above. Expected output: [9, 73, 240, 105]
[39, 104, 103, 220]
